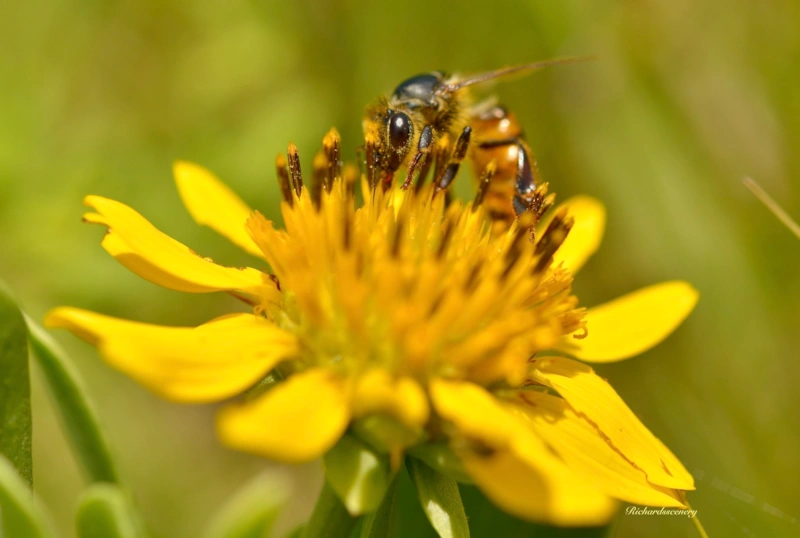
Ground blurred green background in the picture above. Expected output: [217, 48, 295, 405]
[2, 0, 799, 536]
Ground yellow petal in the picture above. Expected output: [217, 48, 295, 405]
[84, 195, 278, 300]
[351, 369, 429, 428]
[431, 379, 617, 525]
[44, 307, 297, 403]
[216, 368, 350, 463]
[531, 357, 694, 490]
[515, 391, 686, 507]
[558, 281, 698, 362]
[462, 449, 617, 526]
[173, 161, 265, 259]
[539, 196, 606, 274]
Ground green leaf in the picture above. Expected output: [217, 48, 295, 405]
[0, 284, 32, 489]
[75, 483, 147, 538]
[302, 482, 358, 538]
[202, 473, 288, 538]
[407, 459, 469, 538]
[323, 433, 392, 515]
[0, 455, 57, 538]
[359, 478, 397, 538]
[25, 317, 122, 485]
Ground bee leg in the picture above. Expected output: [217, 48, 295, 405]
[401, 125, 434, 190]
[435, 126, 472, 193]
[477, 137, 538, 216]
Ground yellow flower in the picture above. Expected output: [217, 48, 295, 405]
[46, 130, 698, 526]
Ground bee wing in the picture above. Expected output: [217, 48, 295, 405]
[438, 56, 595, 94]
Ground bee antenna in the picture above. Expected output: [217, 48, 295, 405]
[438, 55, 595, 93]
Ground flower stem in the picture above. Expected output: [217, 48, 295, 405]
[303, 481, 358, 538]
[685, 499, 709, 538]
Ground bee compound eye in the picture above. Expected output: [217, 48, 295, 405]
[388, 112, 412, 150]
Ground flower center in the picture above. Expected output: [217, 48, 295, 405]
[248, 133, 586, 389]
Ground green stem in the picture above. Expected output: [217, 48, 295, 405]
[689, 511, 709, 538]
[682, 496, 709, 538]
[303, 481, 358, 538]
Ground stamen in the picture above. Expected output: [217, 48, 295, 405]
[391, 218, 404, 258]
[342, 163, 359, 199]
[311, 151, 328, 208]
[463, 260, 483, 292]
[365, 138, 380, 191]
[414, 153, 433, 193]
[502, 213, 535, 279]
[435, 164, 458, 194]
[287, 143, 303, 195]
[527, 183, 553, 221]
[431, 136, 451, 184]
[275, 153, 293, 206]
[342, 207, 352, 250]
[323, 128, 341, 190]
[533, 210, 573, 274]
[436, 216, 455, 259]
[472, 160, 497, 211]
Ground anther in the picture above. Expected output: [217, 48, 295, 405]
[435, 164, 459, 193]
[323, 128, 341, 189]
[365, 139, 380, 191]
[502, 218, 534, 279]
[432, 136, 451, 183]
[342, 163, 359, 198]
[533, 210, 574, 274]
[311, 151, 328, 208]
[414, 153, 434, 193]
[342, 209, 352, 250]
[391, 219, 404, 258]
[275, 153, 293, 206]
[472, 160, 497, 211]
[435, 127, 471, 194]
[463, 261, 483, 291]
[287, 143, 303, 196]
[436, 217, 455, 259]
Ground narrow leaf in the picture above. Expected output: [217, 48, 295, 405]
[407, 459, 470, 538]
[0, 284, 32, 488]
[0, 455, 57, 538]
[323, 434, 392, 515]
[75, 484, 146, 538]
[359, 478, 397, 538]
[25, 317, 122, 485]
[302, 482, 358, 538]
[202, 473, 287, 538]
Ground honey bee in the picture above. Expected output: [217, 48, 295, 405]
[362, 57, 589, 228]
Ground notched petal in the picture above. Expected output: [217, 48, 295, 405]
[531, 357, 694, 490]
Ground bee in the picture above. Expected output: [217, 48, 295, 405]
[363, 57, 588, 227]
